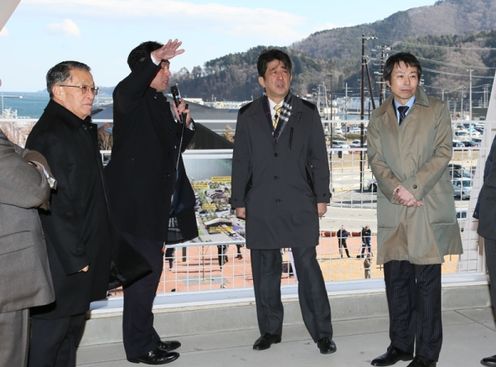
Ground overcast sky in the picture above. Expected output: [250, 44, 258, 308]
[0, 0, 436, 91]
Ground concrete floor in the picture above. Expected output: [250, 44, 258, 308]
[77, 280, 496, 367]
[78, 307, 495, 367]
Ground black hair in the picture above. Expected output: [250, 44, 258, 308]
[46, 61, 91, 98]
[257, 49, 292, 77]
[383, 52, 422, 82]
[127, 41, 163, 71]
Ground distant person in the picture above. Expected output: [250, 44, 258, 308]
[231, 48, 336, 355]
[364, 253, 372, 279]
[336, 225, 351, 258]
[26, 61, 114, 367]
[236, 244, 243, 259]
[367, 52, 462, 367]
[105, 39, 198, 365]
[164, 247, 175, 270]
[217, 244, 228, 268]
[0, 131, 55, 367]
[474, 135, 496, 367]
[359, 225, 372, 257]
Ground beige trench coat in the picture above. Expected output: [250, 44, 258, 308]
[367, 87, 462, 265]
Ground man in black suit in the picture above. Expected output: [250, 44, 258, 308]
[231, 48, 336, 355]
[474, 136, 496, 367]
[26, 61, 113, 367]
[105, 39, 197, 365]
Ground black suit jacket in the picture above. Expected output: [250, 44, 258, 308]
[475, 135, 496, 240]
[106, 56, 197, 242]
[26, 100, 112, 318]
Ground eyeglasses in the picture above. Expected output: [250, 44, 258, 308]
[58, 84, 99, 95]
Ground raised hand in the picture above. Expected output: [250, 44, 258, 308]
[151, 39, 185, 62]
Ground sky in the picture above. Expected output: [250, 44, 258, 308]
[0, 0, 437, 92]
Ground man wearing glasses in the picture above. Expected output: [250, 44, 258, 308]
[25, 61, 113, 367]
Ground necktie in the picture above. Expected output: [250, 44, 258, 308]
[273, 104, 282, 129]
[398, 106, 409, 125]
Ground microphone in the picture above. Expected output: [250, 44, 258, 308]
[170, 84, 187, 124]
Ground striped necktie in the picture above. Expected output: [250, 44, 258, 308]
[398, 106, 409, 125]
[273, 103, 282, 129]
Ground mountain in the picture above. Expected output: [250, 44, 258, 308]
[293, 0, 496, 60]
[173, 0, 496, 103]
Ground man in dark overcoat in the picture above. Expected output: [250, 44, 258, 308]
[105, 39, 197, 365]
[26, 61, 113, 367]
[0, 131, 55, 366]
[231, 48, 336, 355]
[474, 136, 496, 367]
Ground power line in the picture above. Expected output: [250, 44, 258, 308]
[422, 67, 494, 79]
[417, 56, 496, 70]
[397, 41, 496, 51]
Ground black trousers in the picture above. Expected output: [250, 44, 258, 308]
[28, 313, 86, 367]
[360, 240, 372, 256]
[384, 261, 442, 362]
[338, 240, 350, 258]
[484, 239, 496, 318]
[122, 233, 164, 359]
[250, 247, 332, 342]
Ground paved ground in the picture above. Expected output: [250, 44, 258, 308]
[78, 306, 496, 367]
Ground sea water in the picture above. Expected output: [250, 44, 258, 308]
[1, 91, 49, 118]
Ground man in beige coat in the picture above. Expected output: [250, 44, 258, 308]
[367, 52, 462, 367]
[0, 130, 55, 366]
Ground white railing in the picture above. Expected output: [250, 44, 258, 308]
[103, 144, 483, 298]
[0, 117, 485, 299]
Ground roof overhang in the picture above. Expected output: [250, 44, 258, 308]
[0, 0, 21, 31]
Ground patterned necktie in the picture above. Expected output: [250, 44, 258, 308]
[273, 103, 282, 129]
[398, 106, 409, 125]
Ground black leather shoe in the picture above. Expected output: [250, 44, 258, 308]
[253, 333, 281, 350]
[128, 349, 180, 365]
[317, 337, 337, 354]
[371, 346, 413, 366]
[157, 340, 181, 352]
[482, 355, 496, 367]
[406, 356, 436, 367]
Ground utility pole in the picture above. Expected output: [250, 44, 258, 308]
[365, 62, 376, 110]
[468, 68, 473, 120]
[360, 34, 376, 191]
[484, 84, 489, 108]
[328, 73, 333, 120]
[375, 45, 390, 105]
[460, 88, 464, 119]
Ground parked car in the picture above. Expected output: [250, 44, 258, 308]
[448, 163, 471, 180]
[470, 137, 482, 147]
[452, 178, 472, 200]
[350, 139, 366, 148]
[332, 140, 350, 149]
[456, 208, 468, 220]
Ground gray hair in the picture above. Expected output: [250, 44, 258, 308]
[46, 61, 91, 98]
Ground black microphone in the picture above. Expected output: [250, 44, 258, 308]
[170, 84, 187, 123]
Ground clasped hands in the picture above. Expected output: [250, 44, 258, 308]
[393, 185, 423, 207]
